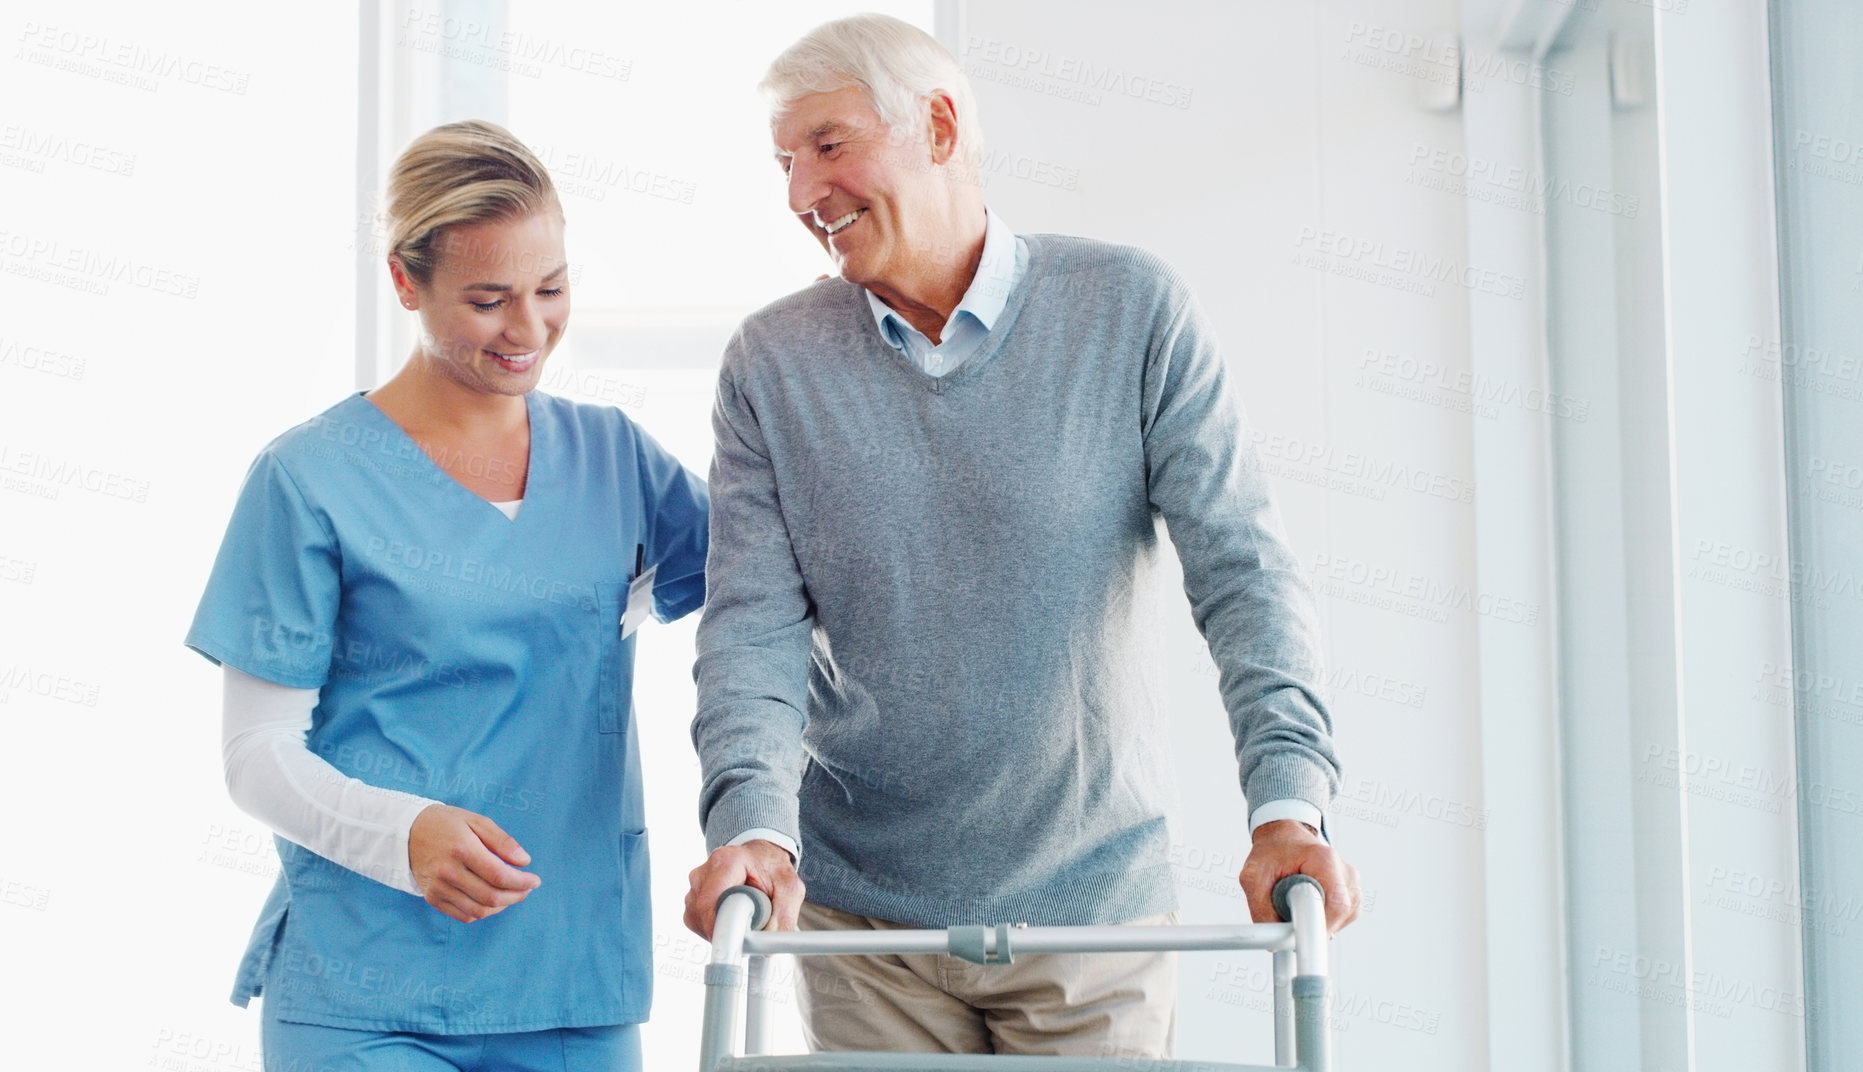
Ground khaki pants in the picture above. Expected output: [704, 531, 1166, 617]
[795, 900, 1177, 1058]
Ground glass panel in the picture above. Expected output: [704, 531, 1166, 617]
[1540, 8, 1688, 1070]
[1769, 1, 1863, 1066]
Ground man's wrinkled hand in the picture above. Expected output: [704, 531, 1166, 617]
[683, 840, 805, 939]
[1239, 819, 1361, 935]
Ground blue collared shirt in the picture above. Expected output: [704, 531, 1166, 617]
[864, 209, 1029, 378]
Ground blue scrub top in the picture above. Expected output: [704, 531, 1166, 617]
[186, 391, 707, 1033]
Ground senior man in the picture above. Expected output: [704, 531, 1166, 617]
[685, 13, 1360, 1058]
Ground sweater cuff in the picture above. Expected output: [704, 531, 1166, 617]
[703, 789, 799, 854]
[1243, 754, 1336, 820]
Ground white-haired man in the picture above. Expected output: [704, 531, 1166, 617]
[684, 12, 1361, 1058]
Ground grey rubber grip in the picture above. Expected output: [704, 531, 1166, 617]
[718, 884, 773, 931]
[1271, 873, 1323, 923]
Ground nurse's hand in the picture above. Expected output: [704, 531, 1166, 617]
[409, 804, 543, 923]
[683, 840, 804, 939]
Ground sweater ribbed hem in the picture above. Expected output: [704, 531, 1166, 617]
[800, 857, 1179, 928]
[1244, 754, 1337, 817]
[703, 788, 799, 853]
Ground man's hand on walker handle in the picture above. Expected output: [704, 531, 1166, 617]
[1241, 818, 1362, 935]
[685, 839, 805, 939]
[409, 804, 542, 924]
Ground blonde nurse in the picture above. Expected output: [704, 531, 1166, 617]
[187, 120, 706, 1071]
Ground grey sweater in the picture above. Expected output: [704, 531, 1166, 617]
[694, 234, 1339, 927]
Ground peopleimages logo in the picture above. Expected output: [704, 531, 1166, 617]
[531, 142, 696, 205]
[1589, 946, 1814, 1019]
[1293, 227, 1526, 300]
[1705, 865, 1863, 931]
[1357, 349, 1590, 422]
[0, 663, 103, 707]
[1250, 429, 1476, 504]
[396, 8, 632, 81]
[1339, 777, 1489, 831]
[963, 35, 1194, 109]
[0, 124, 136, 176]
[1341, 20, 1576, 96]
[0, 335, 86, 380]
[1406, 143, 1640, 218]
[0, 443, 151, 502]
[0, 229, 200, 299]
[1309, 552, 1541, 626]
[1758, 661, 1863, 707]
[14, 21, 250, 94]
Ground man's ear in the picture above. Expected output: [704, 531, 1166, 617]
[926, 92, 961, 166]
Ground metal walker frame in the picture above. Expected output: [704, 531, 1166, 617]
[698, 875, 1333, 1071]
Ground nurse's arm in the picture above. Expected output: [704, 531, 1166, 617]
[222, 665, 539, 922]
[221, 665, 437, 894]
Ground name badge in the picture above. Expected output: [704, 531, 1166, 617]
[621, 565, 657, 638]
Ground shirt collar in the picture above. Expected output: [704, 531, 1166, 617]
[865, 209, 1017, 345]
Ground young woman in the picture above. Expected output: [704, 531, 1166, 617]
[186, 120, 706, 1071]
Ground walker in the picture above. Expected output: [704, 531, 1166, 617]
[698, 874, 1334, 1071]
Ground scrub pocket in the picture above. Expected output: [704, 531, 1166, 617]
[594, 580, 629, 733]
[617, 828, 655, 1013]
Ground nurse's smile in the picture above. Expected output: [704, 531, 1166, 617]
[488, 349, 541, 373]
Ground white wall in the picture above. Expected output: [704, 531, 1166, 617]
[0, 4, 360, 1070]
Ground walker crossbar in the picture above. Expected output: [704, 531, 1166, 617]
[698, 877, 1333, 1072]
[741, 923, 1295, 958]
[708, 1057, 1302, 1071]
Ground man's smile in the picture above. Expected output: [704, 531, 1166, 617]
[817, 208, 865, 235]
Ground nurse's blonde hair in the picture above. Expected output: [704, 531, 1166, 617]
[385, 119, 560, 288]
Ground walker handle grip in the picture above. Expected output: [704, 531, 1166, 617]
[717, 884, 773, 931]
[1271, 874, 1324, 924]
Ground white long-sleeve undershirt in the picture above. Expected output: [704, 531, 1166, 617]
[220, 664, 437, 895]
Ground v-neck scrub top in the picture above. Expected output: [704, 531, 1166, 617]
[186, 391, 708, 1033]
